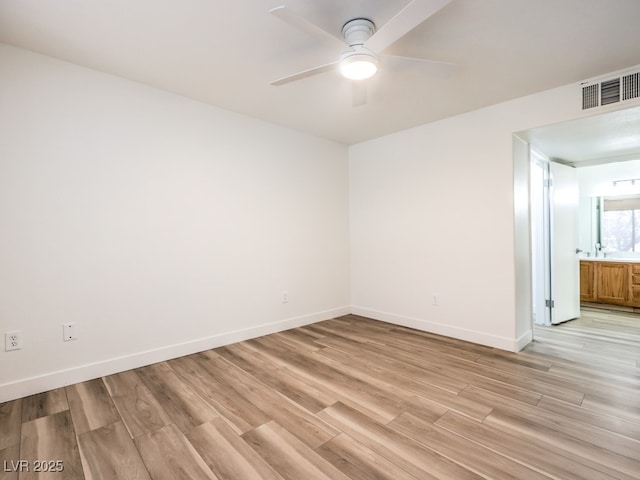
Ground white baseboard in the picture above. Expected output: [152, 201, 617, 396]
[515, 329, 533, 351]
[0, 306, 350, 403]
[350, 306, 522, 352]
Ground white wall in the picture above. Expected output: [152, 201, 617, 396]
[4, 41, 638, 402]
[578, 160, 640, 197]
[349, 85, 588, 351]
[0, 44, 350, 402]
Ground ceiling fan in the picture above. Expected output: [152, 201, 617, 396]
[269, 0, 454, 106]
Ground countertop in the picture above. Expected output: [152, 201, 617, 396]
[580, 257, 640, 263]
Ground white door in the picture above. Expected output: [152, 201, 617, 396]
[549, 161, 581, 324]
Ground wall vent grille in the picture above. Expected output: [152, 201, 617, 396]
[623, 72, 639, 100]
[582, 84, 599, 109]
[601, 78, 621, 105]
[580, 68, 640, 110]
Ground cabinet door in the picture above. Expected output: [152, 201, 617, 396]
[595, 263, 629, 305]
[579, 261, 595, 302]
[631, 264, 640, 307]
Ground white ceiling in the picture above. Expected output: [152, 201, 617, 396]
[521, 106, 640, 167]
[1, 0, 640, 145]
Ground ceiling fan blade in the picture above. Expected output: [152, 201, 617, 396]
[352, 82, 367, 107]
[270, 6, 347, 50]
[364, 0, 451, 54]
[381, 54, 456, 76]
[270, 61, 339, 86]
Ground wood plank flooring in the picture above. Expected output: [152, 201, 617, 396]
[531, 307, 640, 370]
[1, 313, 639, 479]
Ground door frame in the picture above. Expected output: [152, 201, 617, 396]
[530, 150, 552, 326]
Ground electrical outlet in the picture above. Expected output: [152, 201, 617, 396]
[432, 295, 440, 306]
[282, 290, 289, 303]
[63, 323, 77, 341]
[5, 331, 22, 351]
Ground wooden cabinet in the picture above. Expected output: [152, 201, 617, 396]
[579, 261, 595, 302]
[594, 262, 629, 305]
[580, 260, 640, 308]
[632, 264, 640, 306]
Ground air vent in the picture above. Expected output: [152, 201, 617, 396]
[623, 72, 639, 100]
[582, 84, 599, 109]
[580, 67, 640, 110]
[601, 78, 621, 105]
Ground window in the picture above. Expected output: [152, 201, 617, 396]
[601, 195, 640, 252]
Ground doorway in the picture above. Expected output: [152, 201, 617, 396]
[515, 105, 640, 351]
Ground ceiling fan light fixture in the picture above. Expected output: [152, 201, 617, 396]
[339, 51, 378, 80]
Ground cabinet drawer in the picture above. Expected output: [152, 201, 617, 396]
[633, 264, 640, 274]
[634, 274, 640, 285]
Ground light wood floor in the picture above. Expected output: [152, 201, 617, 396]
[1, 313, 639, 479]
[531, 307, 640, 369]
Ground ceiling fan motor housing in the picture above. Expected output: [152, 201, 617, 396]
[342, 18, 376, 46]
[339, 18, 378, 80]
